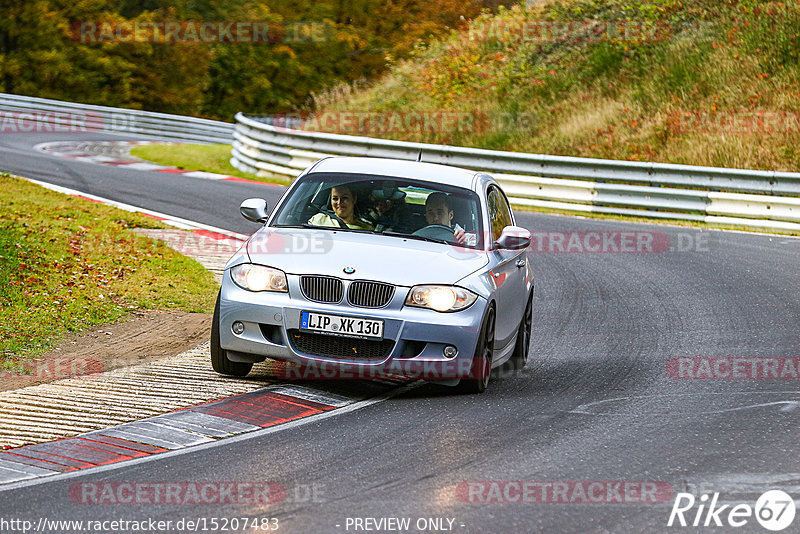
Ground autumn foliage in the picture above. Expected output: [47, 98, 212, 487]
[0, 0, 501, 119]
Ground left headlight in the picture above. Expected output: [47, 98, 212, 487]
[230, 264, 288, 292]
[405, 285, 477, 312]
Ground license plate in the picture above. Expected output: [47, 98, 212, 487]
[300, 311, 384, 339]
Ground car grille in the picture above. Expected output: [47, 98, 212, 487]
[348, 281, 395, 308]
[300, 276, 343, 303]
[288, 330, 394, 361]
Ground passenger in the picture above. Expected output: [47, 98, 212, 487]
[366, 184, 410, 232]
[424, 192, 467, 244]
[308, 185, 373, 230]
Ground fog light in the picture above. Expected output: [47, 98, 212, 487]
[443, 345, 458, 359]
[232, 321, 245, 335]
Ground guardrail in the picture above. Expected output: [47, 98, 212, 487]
[0, 93, 233, 144]
[231, 112, 800, 231]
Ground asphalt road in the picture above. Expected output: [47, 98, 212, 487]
[0, 132, 286, 234]
[2, 133, 800, 533]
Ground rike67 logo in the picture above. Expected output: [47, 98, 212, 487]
[668, 490, 796, 531]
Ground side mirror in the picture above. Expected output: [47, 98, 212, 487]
[240, 198, 269, 223]
[494, 225, 531, 250]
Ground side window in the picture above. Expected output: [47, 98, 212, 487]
[487, 186, 513, 242]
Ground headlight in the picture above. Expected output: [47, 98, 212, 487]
[230, 264, 288, 292]
[405, 285, 477, 312]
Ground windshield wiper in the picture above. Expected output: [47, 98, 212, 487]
[382, 231, 451, 245]
[273, 223, 374, 234]
[337, 228, 376, 234]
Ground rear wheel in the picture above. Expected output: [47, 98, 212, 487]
[211, 293, 253, 377]
[508, 291, 533, 371]
[456, 306, 495, 394]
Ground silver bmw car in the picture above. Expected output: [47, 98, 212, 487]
[212, 156, 534, 393]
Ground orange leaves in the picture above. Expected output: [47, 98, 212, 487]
[68, 236, 82, 256]
[595, 125, 617, 148]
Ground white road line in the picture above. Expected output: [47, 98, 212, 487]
[182, 171, 231, 180]
[117, 162, 169, 171]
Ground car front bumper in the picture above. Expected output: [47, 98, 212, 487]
[218, 275, 487, 380]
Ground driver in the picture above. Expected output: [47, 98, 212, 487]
[308, 185, 373, 230]
[424, 192, 467, 244]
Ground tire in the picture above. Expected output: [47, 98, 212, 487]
[455, 305, 495, 394]
[507, 291, 533, 371]
[211, 293, 253, 377]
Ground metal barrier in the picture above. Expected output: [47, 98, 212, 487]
[3, 92, 795, 232]
[231, 112, 800, 231]
[0, 93, 233, 144]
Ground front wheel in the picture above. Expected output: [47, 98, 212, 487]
[508, 291, 533, 371]
[455, 306, 495, 394]
[211, 293, 253, 377]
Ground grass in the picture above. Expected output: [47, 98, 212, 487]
[0, 173, 219, 370]
[130, 143, 292, 185]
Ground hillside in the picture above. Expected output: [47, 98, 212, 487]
[313, 0, 800, 172]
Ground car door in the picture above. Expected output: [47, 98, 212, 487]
[486, 185, 528, 353]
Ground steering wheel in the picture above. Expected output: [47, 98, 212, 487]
[412, 224, 455, 241]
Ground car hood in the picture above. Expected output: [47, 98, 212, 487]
[246, 228, 489, 286]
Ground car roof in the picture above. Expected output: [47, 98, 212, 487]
[308, 157, 480, 189]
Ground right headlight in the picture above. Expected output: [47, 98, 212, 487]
[405, 285, 477, 312]
[230, 264, 288, 292]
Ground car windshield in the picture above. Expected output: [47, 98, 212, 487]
[271, 172, 484, 249]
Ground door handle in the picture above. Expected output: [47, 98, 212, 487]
[516, 259, 526, 268]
